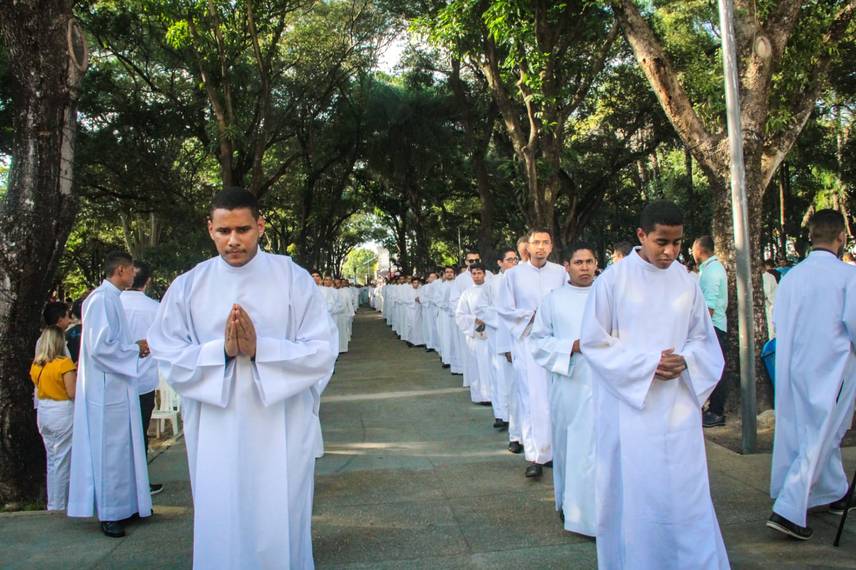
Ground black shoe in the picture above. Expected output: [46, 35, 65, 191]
[544, 461, 553, 468]
[441, 364, 450, 369]
[493, 418, 504, 428]
[829, 496, 856, 515]
[559, 509, 565, 522]
[479, 401, 492, 407]
[452, 372, 463, 376]
[405, 342, 414, 348]
[100, 521, 125, 538]
[498, 421, 509, 432]
[508, 441, 523, 454]
[766, 512, 812, 540]
[150, 483, 164, 496]
[525, 463, 543, 478]
[702, 412, 726, 428]
[426, 348, 434, 353]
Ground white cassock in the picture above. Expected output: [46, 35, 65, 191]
[481, 273, 516, 431]
[762, 271, 777, 339]
[147, 251, 337, 570]
[321, 287, 348, 353]
[436, 281, 456, 367]
[120, 290, 161, 398]
[420, 281, 437, 350]
[497, 261, 567, 464]
[382, 284, 392, 325]
[68, 280, 152, 522]
[455, 284, 493, 404]
[580, 249, 728, 570]
[404, 285, 425, 346]
[770, 250, 856, 526]
[530, 282, 595, 536]
[337, 288, 355, 342]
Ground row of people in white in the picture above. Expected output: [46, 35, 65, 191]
[312, 275, 357, 353]
[377, 205, 730, 569]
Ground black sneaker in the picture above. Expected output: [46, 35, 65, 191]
[507, 441, 523, 454]
[150, 483, 164, 496]
[702, 412, 726, 428]
[525, 463, 543, 478]
[493, 418, 504, 428]
[829, 496, 855, 516]
[766, 512, 813, 540]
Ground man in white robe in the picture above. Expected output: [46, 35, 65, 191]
[320, 277, 348, 354]
[436, 267, 458, 370]
[530, 243, 597, 536]
[120, 260, 164, 495]
[580, 200, 728, 570]
[420, 272, 440, 352]
[455, 264, 493, 405]
[497, 229, 567, 478]
[481, 248, 520, 442]
[148, 189, 338, 569]
[403, 277, 425, 347]
[68, 251, 152, 538]
[768, 209, 856, 540]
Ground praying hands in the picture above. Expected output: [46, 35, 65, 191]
[655, 349, 686, 380]
[224, 304, 257, 359]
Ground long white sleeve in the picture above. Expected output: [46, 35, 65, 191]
[530, 294, 573, 377]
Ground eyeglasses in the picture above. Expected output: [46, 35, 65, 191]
[465, 258, 480, 264]
[503, 256, 519, 263]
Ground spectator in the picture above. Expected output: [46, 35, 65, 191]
[30, 325, 77, 511]
[65, 298, 85, 363]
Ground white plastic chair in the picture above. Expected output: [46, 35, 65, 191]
[151, 374, 181, 438]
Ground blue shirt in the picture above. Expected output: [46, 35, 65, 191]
[698, 255, 728, 332]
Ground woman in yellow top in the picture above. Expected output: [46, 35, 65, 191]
[30, 325, 77, 511]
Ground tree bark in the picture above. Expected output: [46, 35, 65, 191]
[0, 0, 86, 504]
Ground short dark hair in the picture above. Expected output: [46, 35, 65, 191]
[612, 241, 633, 256]
[71, 297, 85, 319]
[104, 251, 133, 277]
[516, 235, 529, 246]
[43, 302, 69, 326]
[469, 262, 486, 273]
[309, 268, 321, 276]
[210, 187, 260, 219]
[132, 260, 152, 289]
[497, 247, 516, 260]
[694, 235, 715, 254]
[427, 271, 439, 278]
[567, 241, 596, 260]
[639, 200, 683, 233]
[809, 209, 845, 244]
[528, 227, 553, 241]
[443, 265, 456, 273]
[411, 276, 422, 282]
[465, 249, 480, 257]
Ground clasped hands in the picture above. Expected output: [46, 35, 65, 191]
[224, 304, 257, 359]
[655, 349, 686, 380]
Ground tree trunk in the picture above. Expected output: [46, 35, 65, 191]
[0, 1, 86, 504]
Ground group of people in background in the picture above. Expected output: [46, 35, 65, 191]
[369, 201, 856, 569]
[309, 274, 358, 354]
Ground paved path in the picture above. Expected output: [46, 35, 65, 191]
[2, 308, 855, 569]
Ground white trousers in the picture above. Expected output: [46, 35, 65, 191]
[37, 399, 74, 511]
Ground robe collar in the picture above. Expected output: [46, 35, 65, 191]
[810, 247, 839, 258]
[101, 279, 123, 296]
[630, 247, 673, 273]
[217, 247, 265, 273]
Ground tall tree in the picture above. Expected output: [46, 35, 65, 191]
[0, 1, 87, 503]
[611, 0, 856, 406]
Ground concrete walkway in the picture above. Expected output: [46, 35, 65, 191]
[2, 308, 855, 569]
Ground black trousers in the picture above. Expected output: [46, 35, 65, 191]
[707, 327, 729, 416]
[139, 390, 156, 455]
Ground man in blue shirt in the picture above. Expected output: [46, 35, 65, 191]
[693, 235, 729, 427]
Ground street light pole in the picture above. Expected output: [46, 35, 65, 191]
[718, 0, 757, 453]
